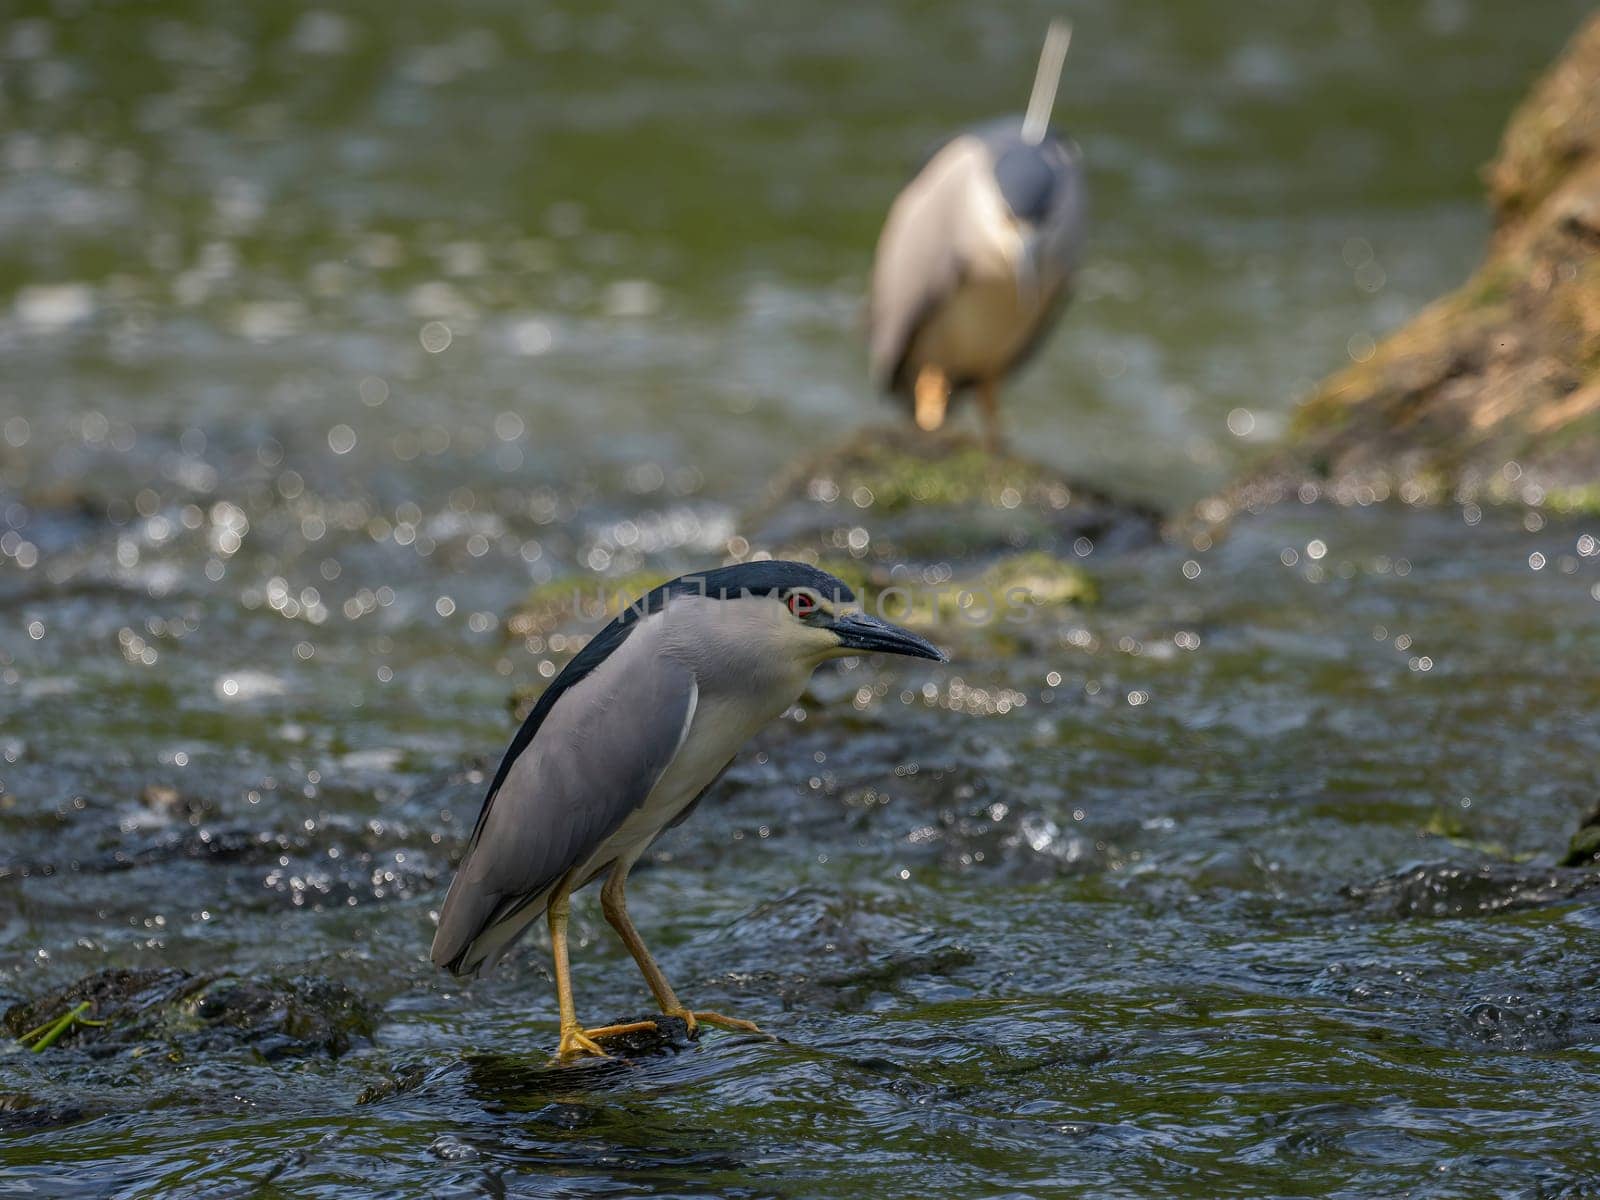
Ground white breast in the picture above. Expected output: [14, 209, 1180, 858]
[568, 680, 796, 880]
[903, 159, 1058, 382]
[911, 272, 1055, 380]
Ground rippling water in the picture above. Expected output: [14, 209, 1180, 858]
[4, 2, 1600, 1197]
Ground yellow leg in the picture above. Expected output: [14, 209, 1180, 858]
[913, 365, 950, 432]
[977, 380, 1004, 454]
[547, 872, 659, 1059]
[601, 863, 762, 1036]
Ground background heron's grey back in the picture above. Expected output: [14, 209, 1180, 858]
[430, 627, 695, 977]
[868, 119, 1086, 394]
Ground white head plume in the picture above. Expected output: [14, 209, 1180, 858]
[1021, 20, 1072, 146]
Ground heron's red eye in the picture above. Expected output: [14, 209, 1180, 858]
[787, 592, 816, 618]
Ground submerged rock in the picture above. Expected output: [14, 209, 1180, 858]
[1453, 995, 1600, 1052]
[1343, 860, 1600, 918]
[4, 967, 375, 1060]
[0, 1091, 100, 1134]
[1218, 13, 1600, 520]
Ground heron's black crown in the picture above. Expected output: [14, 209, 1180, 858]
[648, 560, 855, 608]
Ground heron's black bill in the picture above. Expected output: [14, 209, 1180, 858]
[828, 612, 947, 663]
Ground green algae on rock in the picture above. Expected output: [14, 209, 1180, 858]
[1218, 13, 1600, 521]
[4, 968, 375, 1060]
[1561, 803, 1600, 866]
[505, 552, 1096, 720]
[504, 568, 671, 642]
[500, 436, 1122, 715]
[748, 425, 1161, 565]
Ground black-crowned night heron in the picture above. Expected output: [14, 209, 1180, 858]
[869, 21, 1085, 451]
[431, 561, 945, 1058]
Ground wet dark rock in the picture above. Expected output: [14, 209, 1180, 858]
[1213, 13, 1600, 523]
[3, 967, 193, 1041]
[1455, 995, 1600, 1051]
[1343, 860, 1600, 917]
[454, 1017, 702, 1101]
[356, 1063, 432, 1106]
[180, 975, 375, 1060]
[748, 425, 1161, 565]
[4, 967, 376, 1060]
[458, 1018, 703, 1074]
[588, 1012, 696, 1056]
[0, 1091, 101, 1134]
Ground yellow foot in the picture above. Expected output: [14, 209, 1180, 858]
[556, 1019, 657, 1059]
[665, 1008, 764, 1036]
[914, 365, 950, 432]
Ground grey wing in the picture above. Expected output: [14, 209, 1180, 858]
[430, 649, 696, 977]
[867, 137, 985, 392]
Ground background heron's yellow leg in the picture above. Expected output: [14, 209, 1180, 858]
[914, 365, 950, 432]
[977, 380, 1004, 454]
[601, 863, 763, 1035]
[548, 873, 656, 1058]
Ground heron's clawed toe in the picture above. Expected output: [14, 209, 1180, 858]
[556, 1026, 608, 1059]
[694, 1011, 764, 1034]
[666, 1007, 764, 1036]
[557, 1019, 657, 1059]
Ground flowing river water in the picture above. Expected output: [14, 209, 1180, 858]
[3, 2, 1599, 1196]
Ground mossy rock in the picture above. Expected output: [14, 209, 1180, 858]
[1215, 13, 1600, 523]
[506, 550, 1093, 718]
[976, 551, 1099, 608]
[506, 568, 670, 641]
[748, 425, 1160, 565]
[500, 455, 1109, 717]
[1487, 15, 1600, 227]
[1561, 804, 1600, 866]
[5, 968, 375, 1060]
[3, 968, 188, 1043]
[807, 552, 1094, 626]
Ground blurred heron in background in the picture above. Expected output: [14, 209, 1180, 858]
[431, 562, 945, 1058]
[869, 21, 1085, 452]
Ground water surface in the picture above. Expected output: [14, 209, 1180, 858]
[3, 2, 1600, 1197]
